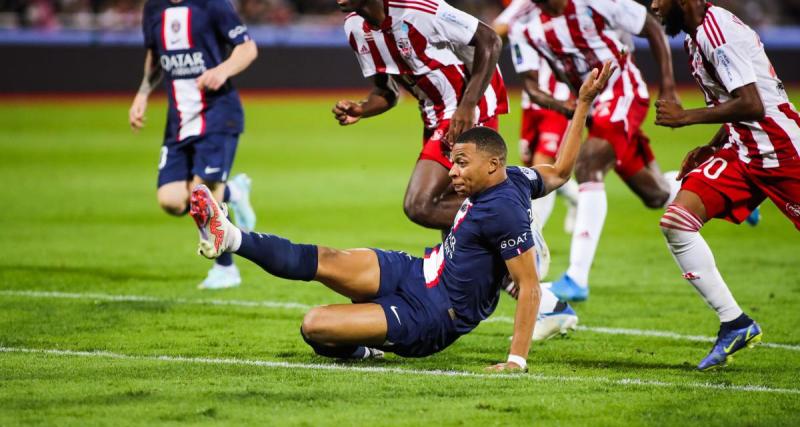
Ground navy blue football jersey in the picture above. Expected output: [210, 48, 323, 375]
[142, 0, 250, 141]
[423, 166, 546, 334]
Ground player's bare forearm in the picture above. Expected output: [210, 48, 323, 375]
[656, 84, 765, 128]
[217, 40, 258, 79]
[640, 15, 676, 100]
[537, 62, 614, 194]
[537, 100, 589, 193]
[506, 251, 540, 367]
[137, 49, 162, 96]
[522, 71, 574, 118]
[360, 75, 399, 118]
[463, 23, 502, 109]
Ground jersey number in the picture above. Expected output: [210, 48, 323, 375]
[692, 157, 728, 180]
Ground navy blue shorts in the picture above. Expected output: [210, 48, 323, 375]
[371, 249, 460, 358]
[157, 132, 239, 187]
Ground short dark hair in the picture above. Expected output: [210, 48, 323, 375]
[455, 127, 507, 163]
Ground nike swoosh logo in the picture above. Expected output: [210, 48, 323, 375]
[204, 166, 221, 174]
[390, 305, 401, 325]
[724, 335, 741, 353]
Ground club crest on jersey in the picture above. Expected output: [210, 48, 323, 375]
[397, 38, 413, 58]
[171, 20, 181, 33]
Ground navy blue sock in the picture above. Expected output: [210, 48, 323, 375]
[720, 313, 753, 334]
[300, 328, 367, 359]
[223, 186, 231, 203]
[214, 214, 235, 267]
[236, 231, 318, 281]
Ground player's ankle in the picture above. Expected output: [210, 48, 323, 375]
[227, 225, 243, 252]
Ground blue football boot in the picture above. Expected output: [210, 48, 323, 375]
[697, 321, 762, 371]
[548, 273, 589, 302]
[745, 206, 761, 226]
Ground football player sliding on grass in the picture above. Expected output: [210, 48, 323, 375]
[188, 62, 614, 372]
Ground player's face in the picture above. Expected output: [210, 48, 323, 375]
[336, 0, 366, 13]
[448, 143, 495, 197]
[651, 0, 685, 37]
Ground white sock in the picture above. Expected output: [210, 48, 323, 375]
[662, 171, 681, 207]
[661, 205, 742, 322]
[227, 224, 243, 252]
[556, 178, 579, 206]
[565, 182, 607, 288]
[532, 192, 557, 229]
[538, 283, 560, 315]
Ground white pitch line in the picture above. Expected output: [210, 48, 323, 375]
[2, 290, 799, 352]
[1, 346, 798, 395]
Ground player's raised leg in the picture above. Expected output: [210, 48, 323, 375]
[660, 189, 761, 371]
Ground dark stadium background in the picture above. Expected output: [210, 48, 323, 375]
[2, 0, 800, 92]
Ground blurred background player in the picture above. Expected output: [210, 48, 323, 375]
[331, 0, 508, 231]
[652, 0, 800, 370]
[516, 0, 681, 301]
[495, 1, 579, 235]
[129, 0, 258, 289]
[189, 63, 614, 368]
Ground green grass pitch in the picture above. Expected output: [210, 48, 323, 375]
[0, 90, 798, 426]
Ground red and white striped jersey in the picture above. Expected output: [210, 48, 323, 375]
[515, 0, 650, 116]
[508, 17, 571, 110]
[493, 0, 536, 29]
[343, 0, 508, 129]
[685, 4, 800, 169]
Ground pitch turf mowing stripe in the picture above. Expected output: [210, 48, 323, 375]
[2, 289, 799, 352]
[1, 346, 798, 395]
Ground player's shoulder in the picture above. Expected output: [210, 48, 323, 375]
[343, 12, 365, 33]
[697, 5, 752, 51]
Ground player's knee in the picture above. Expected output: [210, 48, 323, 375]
[158, 196, 188, 216]
[301, 307, 334, 343]
[403, 195, 435, 225]
[643, 190, 670, 210]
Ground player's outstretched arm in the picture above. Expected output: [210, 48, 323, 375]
[196, 39, 258, 91]
[332, 75, 399, 126]
[447, 23, 502, 143]
[129, 49, 162, 131]
[640, 14, 678, 102]
[534, 61, 615, 194]
[486, 248, 540, 373]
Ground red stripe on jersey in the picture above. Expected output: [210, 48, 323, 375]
[440, 65, 465, 103]
[416, 74, 446, 123]
[390, 0, 438, 9]
[539, 13, 582, 90]
[732, 123, 763, 168]
[381, 19, 414, 75]
[707, 9, 726, 45]
[588, 7, 622, 63]
[779, 103, 800, 128]
[186, 7, 193, 48]
[564, 2, 601, 71]
[759, 114, 798, 165]
[161, 10, 167, 50]
[345, 12, 358, 21]
[348, 32, 358, 51]
[199, 88, 206, 135]
[702, 20, 720, 49]
[387, 2, 436, 14]
[170, 81, 182, 124]
[406, 22, 444, 69]
[361, 25, 387, 73]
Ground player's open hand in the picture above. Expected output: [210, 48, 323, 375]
[578, 61, 616, 104]
[446, 104, 476, 146]
[332, 100, 363, 126]
[196, 66, 229, 91]
[677, 145, 716, 180]
[485, 362, 527, 373]
[655, 99, 688, 128]
[129, 93, 148, 131]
